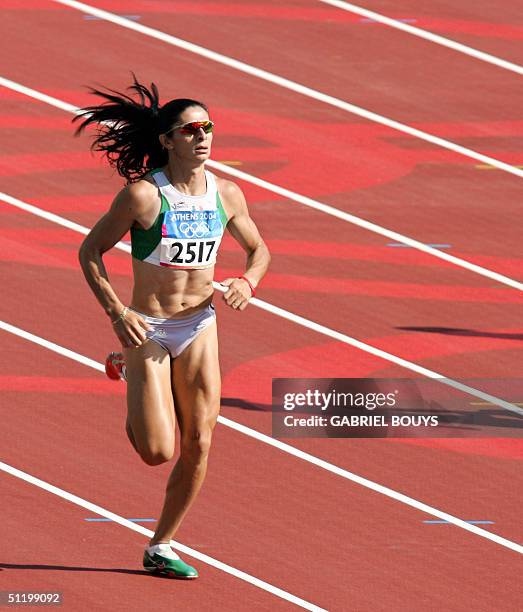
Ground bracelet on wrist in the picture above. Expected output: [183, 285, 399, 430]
[111, 306, 129, 325]
[239, 276, 256, 298]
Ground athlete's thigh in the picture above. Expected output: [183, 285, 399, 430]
[171, 320, 221, 440]
[124, 339, 175, 457]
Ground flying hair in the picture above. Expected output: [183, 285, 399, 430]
[73, 74, 208, 182]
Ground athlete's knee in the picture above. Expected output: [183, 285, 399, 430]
[140, 445, 175, 466]
[125, 418, 174, 465]
[135, 436, 174, 466]
[141, 452, 172, 466]
[181, 426, 213, 462]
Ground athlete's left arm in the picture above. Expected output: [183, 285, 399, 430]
[219, 179, 271, 310]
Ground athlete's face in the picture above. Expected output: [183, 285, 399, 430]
[163, 106, 213, 163]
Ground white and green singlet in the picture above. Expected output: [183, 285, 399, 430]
[131, 169, 228, 270]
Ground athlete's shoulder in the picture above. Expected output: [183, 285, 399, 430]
[126, 176, 158, 200]
[113, 177, 158, 214]
[215, 177, 247, 220]
[104, 177, 159, 228]
[216, 177, 245, 204]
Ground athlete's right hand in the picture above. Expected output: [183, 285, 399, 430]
[112, 309, 153, 348]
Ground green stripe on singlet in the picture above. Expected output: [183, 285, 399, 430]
[130, 169, 170, 261]
[216, 191, 228, 228]
[131, 170, 228, 261]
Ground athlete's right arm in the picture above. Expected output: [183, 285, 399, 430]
[78, 180, 156, 347]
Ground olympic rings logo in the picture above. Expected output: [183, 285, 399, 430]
[179, 221, 210, 238]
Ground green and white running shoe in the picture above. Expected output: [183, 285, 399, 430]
[143, 544, 198, 579]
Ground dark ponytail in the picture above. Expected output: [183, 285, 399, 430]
[73, 75, 208, 182]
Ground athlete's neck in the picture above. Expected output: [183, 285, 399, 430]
[165, 163, 207, 196]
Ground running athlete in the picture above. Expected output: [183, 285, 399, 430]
[75, 77, 270, 579]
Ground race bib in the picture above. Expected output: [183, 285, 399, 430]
[159, 209, 223, 268]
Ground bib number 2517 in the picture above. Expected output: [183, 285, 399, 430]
[163, 239, 217, 266]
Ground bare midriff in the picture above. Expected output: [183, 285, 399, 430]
[130, 257, 215, 318]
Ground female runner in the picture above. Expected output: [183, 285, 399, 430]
[76, 77, 270, 579]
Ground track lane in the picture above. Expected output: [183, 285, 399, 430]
[45, 0, 523, 124]
[1, 184, 521, 382]
[346, 0, 523, 64]
[1, 3, 523, 608]
[1, 15, 522, 265]
[0, 214, 521, 543]
[2, 70, 520, 478]
[0, 470, 301, 611]
[1, 333, 521, 611]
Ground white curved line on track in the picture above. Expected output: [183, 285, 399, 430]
[1, 75, 521, 292]
[0, 320, 522, 556]
[0, 461, 326, 611]
[1, 189, 522, 418]
[49, 0, 523, 180]
[317, 0, 523, 76]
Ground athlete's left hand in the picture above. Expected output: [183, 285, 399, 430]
[220, 277, 253, 310]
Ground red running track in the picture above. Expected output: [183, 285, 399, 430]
[1, 1, 522, 610]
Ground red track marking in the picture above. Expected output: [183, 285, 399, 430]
[1, 2, 522, 608]
[11, 0, 523, 42]
[1, 480, 294, 611]
[0, 115, 75, 129]
[2, 210, 522, 280]
[362, 0, 523, 24]
[0, 231, 130, 275]
[1, 0, 359, 22]
[257, 238, 523, 278]
[9, 194, 119, 214]
[220, 331, 523, 407]
[2, 96, 428, 193]
[1, 337, 521, 610]
[0, 375, 125, 395]
[8, 103, 496, 192]
[391, 438, 523, 461]
[359, 0, 523, 59]
[1, 220, 521, 306]
[1, 89, 522, 268]
[3, 178, 520, 296]
[0, 152, 105, 177]
[1, 254, 521, 524]
[407, 17, 523, 41]
[69, 0, 521, 123]
[218, 268, 523, 304]
[0, 210, 520, 378]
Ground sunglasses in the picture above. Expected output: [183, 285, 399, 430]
[166, 120, 214, 136]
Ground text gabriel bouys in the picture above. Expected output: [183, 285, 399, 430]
[284, 415, 439, 427]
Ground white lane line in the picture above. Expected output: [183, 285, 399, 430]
[248, 300, 523, 416]
[48, 0, 523, 180]
[0, 320, 105, 373]
[205, 161, 523, 291]
[1, 322, 522, 556]
[0, 78, 80, 114]
[219, 416, 523, 556]
[1, 76, 521, 292]
[0, 462, 326, 611]
[317, 0, 523, 76]
[0, 190, 131, 252]
[1, 191, 522, 416]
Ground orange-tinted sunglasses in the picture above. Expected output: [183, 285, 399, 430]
[167, 120, 214, 136]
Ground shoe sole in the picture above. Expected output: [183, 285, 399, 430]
[144, 565, 198, 579]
